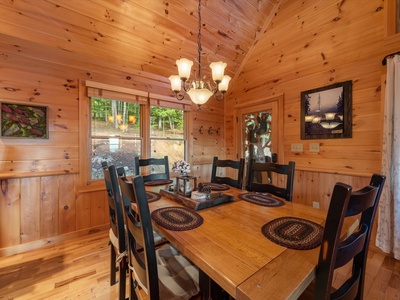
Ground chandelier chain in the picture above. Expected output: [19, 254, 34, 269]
[197, 0, 202, 79]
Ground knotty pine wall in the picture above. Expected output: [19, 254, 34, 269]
[224, 0, 399, 252]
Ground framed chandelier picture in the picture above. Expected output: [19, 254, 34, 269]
[301, 81, 352, 140]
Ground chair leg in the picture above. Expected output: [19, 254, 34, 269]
[119, 258, 127, 300]
[110, 244, 117, 286]
[199, 269, 231, 300]
[129, 268, 139, 300]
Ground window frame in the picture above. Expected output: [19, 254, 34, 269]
[78, 80, 192, 191]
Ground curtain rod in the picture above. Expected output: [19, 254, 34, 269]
[382, 51, 400, 65]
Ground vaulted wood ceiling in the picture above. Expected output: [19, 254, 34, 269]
[0, 0, 280, 95]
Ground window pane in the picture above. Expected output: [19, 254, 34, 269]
[91, 97, 142, 180]
[150, 106, 185, 170]
[91, 98, 140, 138]
[92, 138, 141, 179]
[150, 107, 184, 138]
[151, 139, 185, 170]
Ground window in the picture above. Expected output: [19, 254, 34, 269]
[84, 81, 192, 184]
[91, 97, 141, 179]
[150, 106, 185, 168]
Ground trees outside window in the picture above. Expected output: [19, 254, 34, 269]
[91, 98, 141, 179]
[150, 106, 185, 170]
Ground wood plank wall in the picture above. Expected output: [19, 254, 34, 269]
[227, 0, 399, 178]
[1, 0, 400, 255]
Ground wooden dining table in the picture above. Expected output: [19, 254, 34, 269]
[144, 184, 356, 300]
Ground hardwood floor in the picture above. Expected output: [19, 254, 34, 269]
[0, 230, 399, 300]
[0, 231, 120, 300]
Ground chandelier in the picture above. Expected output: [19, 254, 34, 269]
[169, 0, 231, 106]
[305, 94, 343, 129]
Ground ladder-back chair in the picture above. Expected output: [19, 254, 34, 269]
[211, 156, 245, 189]
[119, 175, 200, 300]
[246, 160, 295, 201]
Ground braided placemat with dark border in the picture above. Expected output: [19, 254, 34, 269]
[239, 193, 285, 207]
[146, 191, 161, 202]
[144, 179, 173, 186]
[200, 182, 230, 191]
[151, 207, 204, 231]
[261, 217, 324, 250]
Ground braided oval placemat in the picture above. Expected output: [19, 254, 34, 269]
[238, 193, 285, 207]
[151, 207, 204, 231]
[144, 179, 173, 186]
[199, 182, 230, 191]
[146, 191, 161, 202]
[261, 217, 324, 250]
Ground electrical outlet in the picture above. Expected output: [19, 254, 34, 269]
[291, 143, 303, 153]
[312, 201, 320, 209]
[309, 143, 320, 153]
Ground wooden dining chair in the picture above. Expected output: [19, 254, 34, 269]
[246, 160, 295, 201]
[134, 156, 170, 182]
[211, 156, 245, 189]
[300, 173, 386, 300]
[102, 163, 128, 300]
[118, 175, 201, 300]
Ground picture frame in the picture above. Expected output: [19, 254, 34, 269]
[301, 80, 352, 140]
[1, 102, 48, 139]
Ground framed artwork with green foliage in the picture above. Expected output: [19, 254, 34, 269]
[1, 102, 48, 139]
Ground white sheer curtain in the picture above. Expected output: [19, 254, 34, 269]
[376, 54, 400, 260]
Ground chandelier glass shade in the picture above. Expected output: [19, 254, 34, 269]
[169, 0, 231, 106]
[305, 112, 343, 129]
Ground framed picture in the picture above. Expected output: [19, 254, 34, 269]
[1, 102, 48, 139]
[301, 80, 352, 140]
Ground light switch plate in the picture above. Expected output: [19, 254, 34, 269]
[309, 143, 320, 153]
[291, 143, 303, 152]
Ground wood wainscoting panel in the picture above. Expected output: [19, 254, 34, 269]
[293, 170, 370, 210]
[20, 177, 41, 244]
[40, 176, 59, 239]
[0, 174, 109, 255]
[58, 174, 76, 235]
[0, 178, 20, 248]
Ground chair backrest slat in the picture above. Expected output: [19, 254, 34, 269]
[134, 156, 170, 182]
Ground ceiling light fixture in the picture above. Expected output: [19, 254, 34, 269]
[169, 0, 231, 107]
